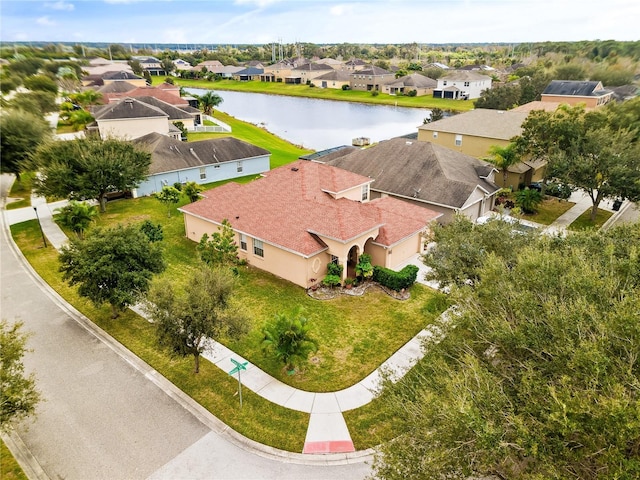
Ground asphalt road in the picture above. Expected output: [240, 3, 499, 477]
[1, 174, 371, 480]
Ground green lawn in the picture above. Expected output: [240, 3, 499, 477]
[11, 195, 446, 450]
[522, 197, 576, 225]
[569, 208, 613, 231]
[155, 77, 475, 112]
[5, 171, 35, 210]
[186, 110, 312, 169]
[0, 438, 27, 480]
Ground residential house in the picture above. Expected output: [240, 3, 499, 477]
[95, 81, 138, 95]
[432, 71, 492, 100]
[101, 71, 148, 87]
[131, 132, 270, 197]
[289, 63, 336, 84]
[261, 58, 309, 82]
[206, 65, 244, 79]
[315, 58, 343, 68]
[326, 137, 501, 223]
[383, 73, 437, 96]
[132, 56, 165, 76]
[417, 109, 545, 189]
[343, 59, 369, 71]
[350, 66, 395, 92]
[172, 59, 193, 72]
[232, 67, 263, 81]
[195, 60, 224, 72]
[179, 160, 442, 288]
[541, 80, 614, 108]
[313, 70, 352, 89]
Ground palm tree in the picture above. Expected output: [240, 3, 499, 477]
[197, 91, 223, 116]
[56, 201, 98, 238]
[486, 142, 520, 188]
[261, 310, 318, 373]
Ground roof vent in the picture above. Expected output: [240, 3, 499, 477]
[406, 141, 413, 145]
[291, 167, 299, 172]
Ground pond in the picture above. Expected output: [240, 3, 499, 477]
[186, 88, 432, 151]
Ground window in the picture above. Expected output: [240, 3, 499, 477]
[239, 233, 247, 251]
[253, 238, 264, 257]
[455, 134, 463, 146]
[330, 255, 339, 265]
[464, 81, 470, 87]
[237, 161, 243, 173]
[214, 165, 220, 169]
[433, 132, 438, 139]
[443, 80, 447, 86]
[199, 167, 206, 180]
[361, 184, 369, 201]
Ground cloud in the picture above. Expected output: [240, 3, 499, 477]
[234, 0, 281, 7]
[36, 16, 56, 26]
[45, 1, 74, 11]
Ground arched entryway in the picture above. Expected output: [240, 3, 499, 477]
[347, 245, 359, 278]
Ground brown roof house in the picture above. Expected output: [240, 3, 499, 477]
[90, 96, 198, 140]
[326, 137, 501, 223]
[132, 132, 270, 197]
[350, 66, 395, 92]
[383, 73, 437, 96]
[179, 160, 441, 288]
[541, 80, 614, 108]
[417, 109, 546, 189]
[313, 70, 352, 89]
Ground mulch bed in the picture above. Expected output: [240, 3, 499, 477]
[307, 280, 410, 301]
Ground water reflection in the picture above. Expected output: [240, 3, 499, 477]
[186, 88, 431, 151]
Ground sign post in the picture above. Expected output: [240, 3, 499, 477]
[228, 358, 248, 408]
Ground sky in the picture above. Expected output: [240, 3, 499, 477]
[0, 0, 638, 46]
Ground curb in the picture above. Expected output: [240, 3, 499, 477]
[0, 205, 375, 467]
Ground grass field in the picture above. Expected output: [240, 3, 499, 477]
[153, 77, 475, 112]
[5, 172, 35, 211]
[568, 208, 613, 231]
[522, 197, 575, 225]
[0, 439, 27, 480]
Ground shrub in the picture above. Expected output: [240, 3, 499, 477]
[355, 253, 373, 280]
[173, 182, 183, 191]
[371, 91, 379, 97]
[342, 85, 350, 91]
[515, 188, 543, 214]
[139, 220, 164, 242]
[373, 264, 419, 291]
[322, 275, 341, 288]
[546, 182, 572, 200]
[407, 90, 417, 97]
[326, 262, 343, 277]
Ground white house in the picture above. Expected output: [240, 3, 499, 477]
[432, 71, 492, 100]
[131, 132, 271, 197]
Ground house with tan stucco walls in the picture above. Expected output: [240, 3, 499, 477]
[179, 160, 441, 289]
[541, 80, 613, 108]
[417, 109, 546, 189]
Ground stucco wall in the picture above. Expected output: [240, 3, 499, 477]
[98, 117, 169, 140]
[417, 130, 508, 158]
[318, 79, 350, 89]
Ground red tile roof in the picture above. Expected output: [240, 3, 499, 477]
[104, 86, 188, 105]
[180, 160, 441, 256]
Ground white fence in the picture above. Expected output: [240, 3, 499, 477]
[193, 125, 228, 133]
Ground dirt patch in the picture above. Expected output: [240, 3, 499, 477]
[307, 281, 410, 301]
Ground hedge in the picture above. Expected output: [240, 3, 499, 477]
[372, 264, 419, 291]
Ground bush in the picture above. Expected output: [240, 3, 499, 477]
[326, 262, 343, 277]
[371, 91, 379, 97]
[373, 264, 419, 291]
[322, 275, 341, 288]
[173, 182, 183, 191]
[139, 220, 164, 242]
[546, 182, 572, 200]
[342, 85, 350, 91]
[407, 90, 417, 97]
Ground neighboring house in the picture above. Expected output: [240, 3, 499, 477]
[131, 132, 270, 197]
[261, 58, 309, 82]
[315, 58, 343, 68]
[129, 95, 201, 129]
[132, 56, 165, 76]
[313, 70, 352, 89]
[427, 62, 450, 70]
[417, 109, 546, 189]
[432, 71, 492, 100]
[289, 63, 336, 84]
[179, 160, 441, 288]
[350, 66, 395, 92]
[326, 137, 501, 223]
[101, 71, 147, 87]
[245, 60, 265, 69]
[343, 58, 369, 71]
[232, 67, 263, 81]
[206, 65, 244, 79]
[383, 73, 437, 96]
[95, 81, 138, 95]
[173, 59, 193, 71]
[91, 97, 174, 140]
[195, 60, 224, 72]
[541, 80, 614, 108]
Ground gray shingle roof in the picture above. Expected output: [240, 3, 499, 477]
[418, 109, 529, 141]
[102, 71, 144, 81]
[542, 80, 607, 96]
[133, 132, 270, 175]
[313, 70, 351, 82]
[387, 73, 437, 88]
[292, 63, 335, 72]
[93, 98, 168, 120]
[441, 71, 492, 82]
[96, 81, 137, 94]
[326, 138, 499, 209]
[131, 96, 193, 120]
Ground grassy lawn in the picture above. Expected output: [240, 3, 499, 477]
[522, 196, 576, 225]
[186, 110, 312, 169]
[155, 77, 475, 112]
[5, 172, 35, 211]
[0, 438, 27, 480]
[569, 208, 613, 231]
[11, 195, 446, 449]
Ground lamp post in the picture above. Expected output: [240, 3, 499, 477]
[33, 207, 47, 248]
